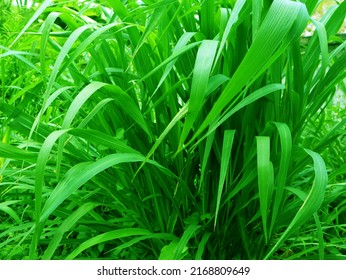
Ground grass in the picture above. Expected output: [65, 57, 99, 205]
[0, 0, 345, 260]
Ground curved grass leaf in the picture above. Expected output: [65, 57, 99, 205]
[173, 224, 200, 260]
[269, 122, 292, 237]
[42, 202, 100, 260]
[40, 154, 149, 223]
[0, 142, 37, 161]
[111, 233, 177, 257]
[0, 201, 23, 224]
[265, 148, 328, 259]
[256, 136, 274, 244]
[65, 228, 152, 260]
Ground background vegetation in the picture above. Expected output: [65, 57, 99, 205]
[0, 0, 345, 260]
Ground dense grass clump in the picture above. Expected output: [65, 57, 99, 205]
[0, 0, 345, 260]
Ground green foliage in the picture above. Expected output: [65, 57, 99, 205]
[0, 0, 345, 260]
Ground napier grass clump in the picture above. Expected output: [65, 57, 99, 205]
[0, 0, 345, 259]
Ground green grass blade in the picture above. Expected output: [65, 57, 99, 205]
[39, 154, 147, 223]
[256, 136, 274, 244]
[30, 23, 95, 140]
[200, 0, 215, 39]
[265, 148, 328, 259]
[0, 142, 36, 161]
[0, 201, 23, 224]
[179, 40, 218, 148]
[65, 228, 151, 260]
[135, 104, 188, 177]
[213, 0, 246, 69]
[112, 233, 176, 258]
[199, 129, 216, 214]
[215, 130, 235, 228]
[269, 122, 292, 237]
[151, 32, 197, 98]
[173, 224, 200, 260]
[42, 202, 100, 260]
[195, 232, 211, 260]
[40, 12, 61, 79]
[313, 212, 324, 260]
